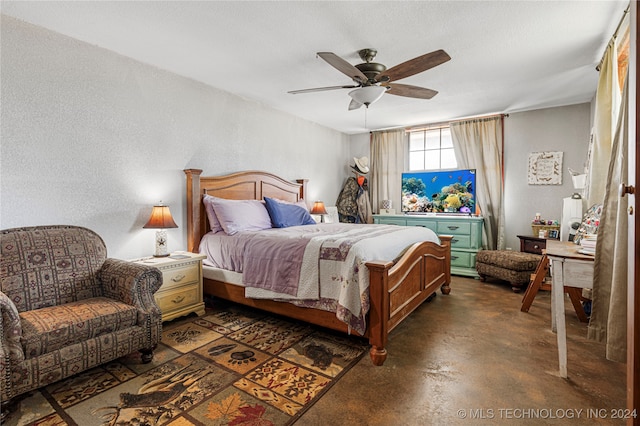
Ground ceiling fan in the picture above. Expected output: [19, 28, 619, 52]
[288, 48, 451, 110]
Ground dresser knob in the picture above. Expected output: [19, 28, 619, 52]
[171, 295, 185, 304]
[534, 244, 540, 249]
[172, 274, 186, 282]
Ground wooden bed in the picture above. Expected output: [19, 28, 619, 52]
[184, 169, 452, 365]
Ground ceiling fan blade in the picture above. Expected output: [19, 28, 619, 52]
[348, 99, 363, 110]
[317, 52, 368, 83]
[387, 83, 438, 99]
[380, 49, 451, 82]
[288, 85, 358, 94]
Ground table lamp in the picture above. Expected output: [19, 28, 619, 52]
[143, 202, 178, 257]
[310, 201, 328, 223]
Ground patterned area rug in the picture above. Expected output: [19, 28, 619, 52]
[4, 301, 368, 426]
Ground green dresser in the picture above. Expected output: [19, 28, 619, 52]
[373, 214, 484, 277]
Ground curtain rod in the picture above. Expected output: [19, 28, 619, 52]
[596, 4, 630, 71]
[402, 113, 509, 133]
[369, 113, 509, 134]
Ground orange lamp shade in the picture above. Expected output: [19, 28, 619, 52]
[310, 201, 328, 215]
[143, 205, 178, 229]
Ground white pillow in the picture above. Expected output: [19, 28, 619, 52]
[210, 197, 272, 235]
[202, 195, 224, 233]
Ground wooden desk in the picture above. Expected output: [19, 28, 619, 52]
[545, 240, 594, 378]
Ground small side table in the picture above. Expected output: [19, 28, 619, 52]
[131, 251, 207, 321]
[517, 235, 548, 255]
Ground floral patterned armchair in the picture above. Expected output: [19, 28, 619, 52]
[0, 225, 163, 417]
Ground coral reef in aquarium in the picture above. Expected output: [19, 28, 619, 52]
[401, 170, 476, 213]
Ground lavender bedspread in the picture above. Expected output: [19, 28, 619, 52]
[200, 223, 440, 334]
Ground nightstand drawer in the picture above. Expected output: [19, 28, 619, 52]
[131, 252, 206, 321]
[162, 265, 199, 287]
[522, 239, 544, 254]
[517, 235, 547, 255]
[155, 283, 200, 313]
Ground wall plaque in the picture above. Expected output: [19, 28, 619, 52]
[528, 151, 563, 185]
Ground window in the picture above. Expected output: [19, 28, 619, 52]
[408, 127, 457, 170]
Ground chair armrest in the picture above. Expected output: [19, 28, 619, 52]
[99, 258, 163, 314]
[0, 290, 24, 365]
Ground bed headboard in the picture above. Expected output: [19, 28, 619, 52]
[183, 169, 308, 252]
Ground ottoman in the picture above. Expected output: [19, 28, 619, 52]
[475, 250, 542, 292]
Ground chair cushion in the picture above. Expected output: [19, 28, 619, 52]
[476, 263, 533, 285]
[20, 297, 138, 358]
[476, 250, 541, 271]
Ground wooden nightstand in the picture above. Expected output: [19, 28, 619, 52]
[131, 251, 207, 321]
[517, 235, 548, 255]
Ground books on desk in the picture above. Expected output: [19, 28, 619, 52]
[579, 234, 597, 255]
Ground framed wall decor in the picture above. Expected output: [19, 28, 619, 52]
[528, 151, 563, 185]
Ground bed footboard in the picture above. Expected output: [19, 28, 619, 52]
[366, 236, 452, 365]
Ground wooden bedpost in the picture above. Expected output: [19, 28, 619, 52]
[365, 260, 393, 366]
[296, 179, 308, 202]
[438, 235, 453, 294]
[184, 169, 203, 253]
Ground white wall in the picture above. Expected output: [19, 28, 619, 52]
[349, 103, 592, 250]
[1, 16, 350, 259]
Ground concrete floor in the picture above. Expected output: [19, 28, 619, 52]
[297, 275, 626, 425]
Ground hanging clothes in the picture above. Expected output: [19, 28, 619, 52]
[336, 176, 373, 224]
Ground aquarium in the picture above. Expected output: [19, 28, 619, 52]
[401, 169, 476, 214]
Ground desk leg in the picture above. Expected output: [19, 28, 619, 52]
[549, 259, 556, 332]
[552, 258, 568, 378]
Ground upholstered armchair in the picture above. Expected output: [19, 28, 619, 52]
[0, 225, 163, 415]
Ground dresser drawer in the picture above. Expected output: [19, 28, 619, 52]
[405, 218, 437, 232]
[161, 265, 199, 287]
[450, 250, 472, 268]
[449, 234, 472, 249]
[437, 221, 472, 235]
[155, 283, 200, 313]
[376, 217, 407, 226]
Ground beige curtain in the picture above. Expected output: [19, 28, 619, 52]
[587, 74, 628, 362]
[586, 40, 621, 206]
[370, 129, 405, 213]
[450, 116, 505, 250]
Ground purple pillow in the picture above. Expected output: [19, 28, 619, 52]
[210, 197, 272, 235]
[202, 195, 224, 234]
[264, 197, 316, 228]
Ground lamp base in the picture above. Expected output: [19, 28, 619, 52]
[153, 229, 169, 257]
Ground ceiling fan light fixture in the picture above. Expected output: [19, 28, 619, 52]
[348, 86, 386, 107]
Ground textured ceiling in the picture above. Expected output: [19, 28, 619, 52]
[1, 1, 628, 134]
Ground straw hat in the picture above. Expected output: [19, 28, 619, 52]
[352, 156, 370, 174]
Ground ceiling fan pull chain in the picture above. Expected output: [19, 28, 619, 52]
[364, 107, 368, 129]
